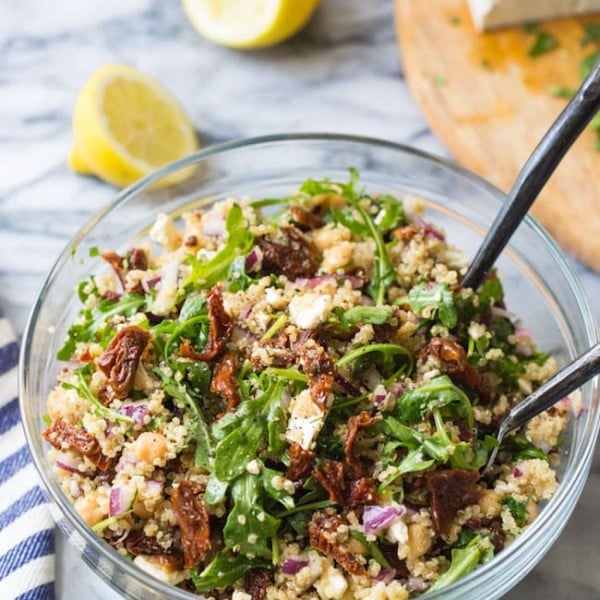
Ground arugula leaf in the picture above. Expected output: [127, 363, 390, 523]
[549, 85, 576, 99]
[226, 255, 254, 292]
[395, 375, 473, 427]
[151, 293, 209, 361]
[300, 167, 363, 203]
[477, 272, 504, 310]
[581, 23, 600, 46]
[503, 435, 550, 462]
[349, 530, 391, 568]
[428, 535, 484, 591]
[502, 496, 528, 527]
[191, 551, 269, 591]
[336, 343, 413, 377]
[262, 466, 295, 511]
[399, 282, 457, 329]
[213, 378, 286, 481]
[223, 473, 281, 559]
[61, 365, 133, 425]
[398, 448, 435, 475]
[354, 201, 396, 306]
[184, 204, 254, 290]
[330, 206, 369, 237]
[204, 474, 228, 506]
[57, 294, 146, 361]
[373, 194, 405, 232]
[158, 374, 211, 470]
[342, 306, 393, 326]
[214, 420, 264, 481]
[528, 31, 558, 57]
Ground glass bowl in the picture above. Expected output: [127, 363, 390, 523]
[20, 134, 599, 599]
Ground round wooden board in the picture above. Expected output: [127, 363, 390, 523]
[395, 0, 600, 270]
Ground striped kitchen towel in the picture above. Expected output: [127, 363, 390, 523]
[0, 309, 55, 599]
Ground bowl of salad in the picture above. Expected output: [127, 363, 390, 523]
[20, 134, 599, 600]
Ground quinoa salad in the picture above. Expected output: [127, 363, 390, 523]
[43, 170, 573, 599]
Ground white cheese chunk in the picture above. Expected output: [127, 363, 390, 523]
[467, 0, 600, 31]
[286, 389, 325, 450]
[133, 555, 185, 585]
[314, 563, 348, 600]
[288, 293, 332, 330]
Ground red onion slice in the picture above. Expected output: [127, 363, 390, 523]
[281, 557, 309, 575]
[406, 576, 428, 592]
[363, 504, 406, 535]
[374, 568, 396, 584]
[118, 402, 148, 426]
[245, 247, 263, 272]
[55, 451, 86, 474]
[109, 485, 136, 517]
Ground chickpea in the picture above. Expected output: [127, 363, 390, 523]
[74, 492, 106, 526]
[478, 489, 502, 518]
[133, 432, 168, 464]
[407, 522, 432, 560]
[312, 225, 350, 251]
[133, 496, 154, 519]
[526, 499, 539, 524]
[322, 242, 353, 273]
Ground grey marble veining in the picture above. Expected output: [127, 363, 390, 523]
[1, 0, 599, 598]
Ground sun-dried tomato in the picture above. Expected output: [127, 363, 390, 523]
[345, 412, 377, 468]
[346, 474, 378, 505]
[488, 517, 505, 553]
[419, 337, 490, 404]
[313, 459, 345, 504]
[298, 339, 334, 409]
[101, 251, 126, 287]
[171, 480, 212, 569]
[290, 206, 324, 231]
[309, 512, 366, 575]
[313, 459, 377, 507]
[101, 250, 145, 294]
[426, 469, 480, 534]
[180, 285, 233, 362]
[210, 352, 241, 413]
[124, 530, 167, 556]
[256, 330, 296, 369]
[257, 226, 319, 279]
[128, 248, 148, 271]
[96, 326, 150, 400]
[244, 568, 272, 600]
[286, 442, 313, 483]
[42, 418, 112, 471]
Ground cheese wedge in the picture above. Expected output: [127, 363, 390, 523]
[467, 0, 600, 31]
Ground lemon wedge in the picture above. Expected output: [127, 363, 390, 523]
[181, 0, 320, 49]
[70, 64, 198, 188]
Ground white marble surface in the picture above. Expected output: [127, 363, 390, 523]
[1, 0, 599, 598]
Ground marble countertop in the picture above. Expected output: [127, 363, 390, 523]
[1, 0, 599, 598]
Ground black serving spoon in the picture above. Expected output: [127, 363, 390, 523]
[458, 58, 600, 470]
[484, 343, 600, 472]
[462, 57, 600, 291]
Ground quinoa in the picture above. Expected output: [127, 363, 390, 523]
[43, 170, 569, 598]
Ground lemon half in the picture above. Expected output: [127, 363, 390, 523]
[70, 64, 198, 188]
[182, 0, 321, 49]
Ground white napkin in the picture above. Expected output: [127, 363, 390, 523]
[0, 310, 55, 599]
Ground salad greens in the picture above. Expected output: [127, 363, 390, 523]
[48, 169, 560, 597]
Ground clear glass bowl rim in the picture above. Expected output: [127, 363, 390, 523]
[19, 132, 599, 599]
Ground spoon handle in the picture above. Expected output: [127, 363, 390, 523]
[462, 57, 600, 291]
[497, 342, 600, 440]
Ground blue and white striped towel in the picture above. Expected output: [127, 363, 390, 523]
[0, 309, 55, 599]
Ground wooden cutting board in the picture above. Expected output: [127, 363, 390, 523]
[395, 0, 600, 270]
